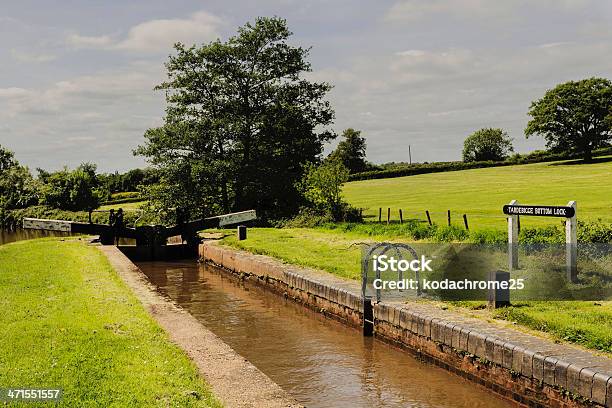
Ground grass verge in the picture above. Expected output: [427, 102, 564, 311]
[0, 238, 221, 407]
[217, 227, 611, 354]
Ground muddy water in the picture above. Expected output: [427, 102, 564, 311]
[138, 260, 513, 408]
[0, 229, 71, 245]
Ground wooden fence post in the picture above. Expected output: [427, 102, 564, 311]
[378, 208, 382, 223]
[463, 214, 469, 230]
[399, 209, 403, 224]
[447, 210, 451, 226]
[426, 210, 432, 226]
[387, 208, 390, 225]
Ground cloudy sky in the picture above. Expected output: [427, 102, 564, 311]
[1, 0, 611, 172]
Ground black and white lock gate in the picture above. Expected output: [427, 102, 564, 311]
[23, 209, 257, 247]
[503, 200, 577, 282]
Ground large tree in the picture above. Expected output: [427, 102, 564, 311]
[135, 17, 335, 221]
[462, 128, 513, 162]
[0, 144, 38, 211]
[525, 77, 612, 162]
[327, 128, 367, 173]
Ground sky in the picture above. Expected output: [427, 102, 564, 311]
[1, 0, 611, 172]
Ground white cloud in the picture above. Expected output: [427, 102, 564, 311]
[67, 33, 114, 48]
[66, 11, 223, 53]
[0, 87, 31, 99]
[537, 42, 574, 49]
[395, 49, 426, 57]
[385, 0, 515, 21]
[0, 64, 165, 170]
[385, 0, 597, 22]
[10, 49, 57, 63]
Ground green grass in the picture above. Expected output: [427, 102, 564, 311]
[219, 227, 363, 279]
[218, 227, 611, 353]
[490, 302, 612, 353]
[343, 157, 612, 230]
[0, 238, 221, 407]
[99, 200, 146, 211]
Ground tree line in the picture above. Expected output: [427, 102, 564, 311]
[0, 150, 159, 215]
[2, 16, 610, 226]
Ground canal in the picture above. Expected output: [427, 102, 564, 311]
[0, 229, 70, 245]
[138, 260, 513, 408]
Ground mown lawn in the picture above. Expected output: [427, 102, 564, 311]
[0, 238, 221, 407]
[343, 157, 612, 230]
[218, 227, 612, 353]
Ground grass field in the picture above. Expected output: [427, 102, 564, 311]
[217, 227, 612, 353]
[0, 239, 220, 407]
[99, 200, 146, 211]
[343, 157, 612, 230]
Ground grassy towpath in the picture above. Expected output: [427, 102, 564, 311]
[0, 238, 221, 407]
[217, 227, 612, 354]
[343, 157, 612, 230]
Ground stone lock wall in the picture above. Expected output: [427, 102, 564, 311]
[200, 242, 612, 408]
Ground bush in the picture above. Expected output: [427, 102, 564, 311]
[349, 160, 504, 181]
[307, 220, 611, 244]
[300, 160, 361, 221]
[578, 221, 612, 243]
[39, 164, 103, 211]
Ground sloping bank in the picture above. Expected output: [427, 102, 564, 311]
[200, 241, 612, 408]
[0, 238, 219, 407]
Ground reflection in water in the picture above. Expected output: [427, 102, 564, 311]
[138, 261, 512, 408]
[0, 229, 71, 245]
[0, 229, 135, 246]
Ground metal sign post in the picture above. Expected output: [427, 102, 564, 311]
[507, 199, 519, 271]
[565, 201, 577, 282]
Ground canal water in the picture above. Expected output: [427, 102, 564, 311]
[0, 229, 70, 245]
[138, 260, 513, 408]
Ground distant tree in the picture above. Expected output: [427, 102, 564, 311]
[0, 145, 38, 211]
[135, 17, 335, 221]
[328, 128, 367, 173]
[462, 128, 513, 162]
[300, 159, 349, 220]
[39, 163, 102, 211]
[525, 77, 612, 162]
[0, 144, 17, 172]
[98, 168, 160, 194]
[0, 166, 39, 209]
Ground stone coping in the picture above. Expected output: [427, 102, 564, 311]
[201, 242, 612, 407]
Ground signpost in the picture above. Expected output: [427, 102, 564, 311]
[504, 200, 577, 282]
